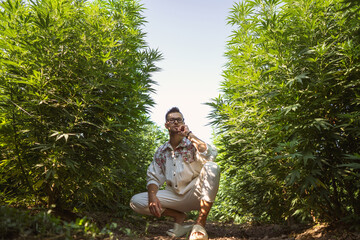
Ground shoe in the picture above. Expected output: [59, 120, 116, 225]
[189, 224, 208, 240]
[166, 223, 193, 237]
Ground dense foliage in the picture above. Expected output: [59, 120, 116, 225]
[2, 0, 360, 235]
[0, 0, 164, 213]
[209, 0, 360, 225]
[0, 205, 122, 239]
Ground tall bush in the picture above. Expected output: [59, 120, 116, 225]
[0, 0, 162, 212]
[209, 0, 360, 224]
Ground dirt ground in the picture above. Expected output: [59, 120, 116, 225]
[5, 208, 360, 240]
[110, 218, 360, 240]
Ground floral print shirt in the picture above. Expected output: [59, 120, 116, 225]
[147, 137, 217, 195]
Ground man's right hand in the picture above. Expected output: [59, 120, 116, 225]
[148, 194, 162, 217]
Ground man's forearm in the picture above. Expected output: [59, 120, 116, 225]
[187, 132, 207, 153]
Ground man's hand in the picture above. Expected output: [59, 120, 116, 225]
[176, 124, 190, 137]
[148, 194, 162, 217]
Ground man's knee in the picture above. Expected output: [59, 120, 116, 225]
[129, 195, 138, 211]
[204, 161, 220, 177]
[198, 162, 220, 203]
[130, 193, 147, 214]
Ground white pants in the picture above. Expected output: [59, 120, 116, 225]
[130, 162, 220, 215]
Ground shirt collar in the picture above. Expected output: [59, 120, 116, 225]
[162, 137, 191, 151]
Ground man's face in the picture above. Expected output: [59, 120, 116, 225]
[165, 112, 184, 132]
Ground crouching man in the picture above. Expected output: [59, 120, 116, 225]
[130, 107, 220, 240]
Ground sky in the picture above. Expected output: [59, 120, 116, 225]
[140, 0, 236, 143]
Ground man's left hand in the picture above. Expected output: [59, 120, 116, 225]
[176, 125, 190, 137]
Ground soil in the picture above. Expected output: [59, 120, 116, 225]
[5, 208, 360, 240]
[89, 214, 360, 240]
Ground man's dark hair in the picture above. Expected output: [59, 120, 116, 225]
[165, 107, 183, 121]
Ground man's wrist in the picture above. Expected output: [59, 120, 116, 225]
[147, 184, 158, 195]
[186, 131, 192, 139]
